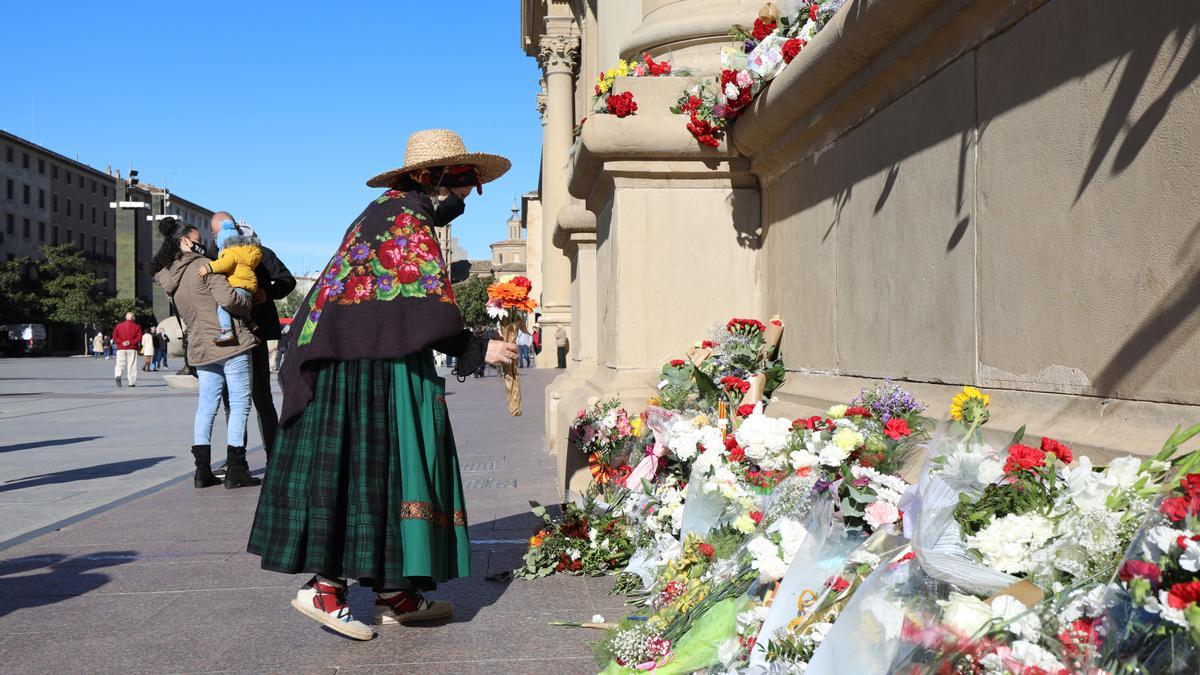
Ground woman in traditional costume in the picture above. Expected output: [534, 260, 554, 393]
[248, 129, 519, 640]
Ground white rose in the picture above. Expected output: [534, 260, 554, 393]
[938, 592, 994, 637]
[1105, 456, 1142, 489]
[976, 458, 1004, 484]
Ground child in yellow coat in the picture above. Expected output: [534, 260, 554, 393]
[198, 219, 262, 346]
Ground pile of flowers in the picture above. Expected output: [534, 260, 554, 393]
[672, 2, 846, 146]
[584, 53, 679, 127]
[515, 500, 634, 579]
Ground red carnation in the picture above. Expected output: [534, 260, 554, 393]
[698, 542, 715, 558]
[1040, 437, 1073, 465]
[720, 376, 751, 393]
[700, 340, 718, 349]
[825, 576, 850, 593]
[1167, 581, 1200, 609]
[729, 446, 746, 463]
[883, 418, 912, 440]
[845, 406, 872, 418]
[898, 552, 916, 563]
[751, 18, 777, 42]
[1003, 444, 1047, 474]
[726, 317, 766, 333]
[1182, 473, 1200, 498]
[1161, 496, 1191, 522]
[737, 403, 756, 418]
[809, 2, 820, 21]
[749, 511, 764, 524]
[605, 91, 638, 118]
[782, 38, 804, 64]
[718, 71, 754, 110]
[1119, 559, 1163, 586]
[1178, 534, 1200, 549]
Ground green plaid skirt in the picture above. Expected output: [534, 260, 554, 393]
[247, 352, 470, 591]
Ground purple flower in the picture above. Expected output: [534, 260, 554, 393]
[420, 275, 440, 291]
[712, 104, 728, 118]
[814, 479, 832, 494]
[376, 274, 394, 292]
[309, 309, 321, 322]
[394, 235, 410, 249]
[743, 39, 756, 53]
[327, 280, 345, 298]
[852, 477, 871, 488]
[348, 243, 371, 263]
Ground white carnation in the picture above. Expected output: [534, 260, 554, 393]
[990, 595, 1042, 640]
[965, 513, 1054, 575]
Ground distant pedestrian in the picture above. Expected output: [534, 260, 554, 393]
[103, 335, 113, 359]
[152, 217, 260, 490]
[141, 329, 156, 371]
[516, 328, 533, 368]
[154, 330, 170, 370]
[555, 325, 568, 369]
[91, 332, 103, 359]
[112, 312, 142, 387]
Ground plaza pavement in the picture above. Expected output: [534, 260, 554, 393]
[0, 357, 621, 674]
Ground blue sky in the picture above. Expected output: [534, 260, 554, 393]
[0, 1, 542, 275]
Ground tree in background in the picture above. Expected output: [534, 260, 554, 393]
[0, 256, 44, 325]
[100, 297, 155, 330]
[39, 244, 104, 328]
[453, 275, 495, 327]
[275, 287, 306, 322]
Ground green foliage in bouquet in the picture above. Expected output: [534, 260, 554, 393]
[515, 499, 634, 579]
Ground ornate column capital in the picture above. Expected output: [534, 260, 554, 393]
[538, 32, 580, 75]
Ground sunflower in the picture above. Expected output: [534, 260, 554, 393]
[949, 385, 990, 424]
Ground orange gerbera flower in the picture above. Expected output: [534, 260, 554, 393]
[487, 280, 538, 313]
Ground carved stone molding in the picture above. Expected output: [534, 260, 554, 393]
[536, 78, 548, 123]
[538, 33, 580, 75]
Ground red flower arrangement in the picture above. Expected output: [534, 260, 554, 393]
[1002, 444, 1047, 474]
[1039, 437, 1073, 464]
[1167, 581, 1200, 610]
[727, 318, 766, 333]
[750, 17, 777, 42]
[669, 359, 686, 368]
[844, 406, 872, 418]
[643, 53, 672, 76]
[883, 418, 912, 439]
[793, 416, 834, 432]
[1161, 496, 1193, 522]
[605, 91, 638, 118]
[719, 69, 754, 111]
[720, 376, 751, 393]
[782, 38, 805, 64]
[737, 403, 756, 418]
[698, 542, 715, 558]
[1119, 560, 1163, 586]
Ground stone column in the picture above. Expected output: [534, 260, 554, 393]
[537, 28, 579, 368]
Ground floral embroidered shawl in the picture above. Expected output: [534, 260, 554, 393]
[278, 189, 464, 424]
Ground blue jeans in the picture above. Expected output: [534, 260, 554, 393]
[194, 353, 251, 447]
[216, 288, 253, 332]
[153, 349, 168, 370]
[518, 344, 531, 368]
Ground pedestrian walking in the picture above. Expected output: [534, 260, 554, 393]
[91, 332, 103, 359]
[555, 324, 569, 369]
[248, 129, 518, 641]
[154, 330, 170, 371]
[102, 335, 113, 359]
[517, 327, 533, 368]
[141, 329, 156, 371]
[152, 218, 261, 491]
[204, 213, 295, 460]
[112, 313, 142, 387]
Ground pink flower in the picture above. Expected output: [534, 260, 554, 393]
[735, 70, 753, 87]
[864, 501, 900, 530]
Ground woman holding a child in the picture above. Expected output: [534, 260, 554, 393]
[152, 220, 263, 490]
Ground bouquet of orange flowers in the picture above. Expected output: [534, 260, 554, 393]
[486, 276, 537, 416]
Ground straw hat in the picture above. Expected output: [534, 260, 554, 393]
[366, 129, 512, 188]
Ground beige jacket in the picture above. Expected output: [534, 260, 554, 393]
[154, 252, 258, 367]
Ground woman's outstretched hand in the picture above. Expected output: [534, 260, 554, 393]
[485, 340, 519, 366]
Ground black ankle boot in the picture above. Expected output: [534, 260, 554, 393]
[224, 446, 262, 489]
[191, 445, 221, 488]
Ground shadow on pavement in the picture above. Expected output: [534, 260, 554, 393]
[0, 550, 136, 617]
[0, 436, 104, 454]
[0, 457, 172, 493]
